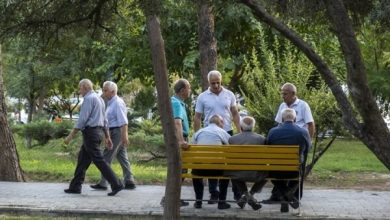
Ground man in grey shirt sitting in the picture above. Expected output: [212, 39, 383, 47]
[227, 116, 266, 210]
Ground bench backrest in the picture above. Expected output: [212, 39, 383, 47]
[182, 144, 300, 172]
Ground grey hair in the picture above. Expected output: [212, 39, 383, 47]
[282, 108, 296, 122]
[207, 70, 222, 82]
[240, 116, 255, 131]
[209, 114, 223, 124]
[79, 79, 93, 90]
[173, 79, 189, 94]
[103, 81, 118, 94]
[281, 83, 297, 94]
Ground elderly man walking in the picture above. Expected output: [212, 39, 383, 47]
[90, 81, 136, 191]
[64, 79, 123, 196]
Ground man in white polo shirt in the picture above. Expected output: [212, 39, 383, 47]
[194, 70, 241, 202]
[265, 82, 315, 204]
[275, 83, 315, 139]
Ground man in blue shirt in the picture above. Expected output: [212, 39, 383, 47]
[64, 79, 123, 196]
[266, 108, 311, 212]
[90, 81, 136, 191]
[161, 79, 192, 207]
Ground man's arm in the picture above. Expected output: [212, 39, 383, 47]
[194, 112, 202, 132]
[103, 128, 113, 150]
[307, 122, 315, 140]
[64, 128, 79, 144]
[174, 118, 188, 149]
[230, 105, 241, 133]
[120, 124, 129, 147]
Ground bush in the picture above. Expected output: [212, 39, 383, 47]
[14, 120, 73, 146]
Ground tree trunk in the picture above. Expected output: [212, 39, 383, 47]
[141, 1, 181, 219]
[239, 0, 390, 169]
[324, 0, 390, 169]
[0, 44, 25, 181]
[197, 0, 217, 91]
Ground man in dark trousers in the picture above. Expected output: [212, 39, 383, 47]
[266, 108, 311, 212]
[227, 116, 266, 210]
[64, 79, 123, 196]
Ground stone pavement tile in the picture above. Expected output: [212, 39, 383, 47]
[1, 181, 390, 219]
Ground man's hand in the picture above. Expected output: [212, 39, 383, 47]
[179, 140, 189, 150]
[64, 135, 72, 145]
[105, 138, 113, 150]
[121, 135, 129, 148]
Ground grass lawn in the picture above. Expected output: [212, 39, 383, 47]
[15, 135, 389, 188]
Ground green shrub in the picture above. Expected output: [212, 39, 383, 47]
[14, 120, 73, 146]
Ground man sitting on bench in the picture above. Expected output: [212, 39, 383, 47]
[226, 116, 266, 210]
[191, 114, 231, 209]
[266, 108, 311, 213]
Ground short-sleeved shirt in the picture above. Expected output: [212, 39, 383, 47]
[106, 95, 128, 128]
[275, 98, 314, 130]
[75, 90, 107, 130]
[171, 96, 189, 137]
[191, 123, 231, 145]
[195, 87, 237, 131]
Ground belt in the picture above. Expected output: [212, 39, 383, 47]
[85, 126, 104, 130]
[109, 127, 121, 130]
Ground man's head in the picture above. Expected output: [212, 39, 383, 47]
[209, 114, 224, 128]
[102, 81, 118, 100]
[207, 70, 222, 94]
[282, 108, 296, 122]
[173, 79, 191, 100]
[78, 79, 93, 97]
[281, 83, 297, 105]
[240, 116, 256, 132]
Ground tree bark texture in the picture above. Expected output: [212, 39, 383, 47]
[240, 0, 390, 169]
[0, 44, 25, 181]
[324, 0, 390, 169]
[197, 0, 217, 91]
[142, 1, 182, 218]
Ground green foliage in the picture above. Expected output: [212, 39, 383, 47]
[128, 119, 165, 158]
[240, 25, 343, 136]
[13, 120, 73, 147]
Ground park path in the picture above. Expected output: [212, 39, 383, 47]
[0, 181, 389, 219]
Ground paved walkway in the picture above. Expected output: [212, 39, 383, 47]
[0, 181, 389, 219]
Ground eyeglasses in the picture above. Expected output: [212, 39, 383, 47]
[210, 82, 221, 85]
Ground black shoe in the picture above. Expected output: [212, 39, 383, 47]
[218, 202, 231, 210]
[280, 203, 289, 212]
[64, 188, 81, 194]
[108, 185, 123, 196]
[124, 182, 136, 190]
[193, 201, 202, 209]
[289, 198, 300, 209]
[208, 193, 219, 204]
[180, 200, 189, 207]
[237, 195, 247, 209]
[90, 184, 108, 190]
[248, 200, 262, 211]
[262, 194, 280, 204]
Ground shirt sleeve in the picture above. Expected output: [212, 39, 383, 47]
[115, 100, 128, 126]
[275, 104, 283, 124]
[75, 96, 92, 129]
[303, 102, 314, 123]
[172, 100, 183, 120]
[194, 94, 204, 114]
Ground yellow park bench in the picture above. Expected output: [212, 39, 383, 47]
[181, 144, 302, 214]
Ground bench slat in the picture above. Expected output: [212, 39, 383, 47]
[182, 152, 299, 159]
[188, 145, 299, 153]
[181, 173, 299, 181]
[182, 164, 299, 171]
[182, 158, 299, 165]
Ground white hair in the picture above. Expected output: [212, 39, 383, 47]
[103, 81, 118, 94]
[281, 83, 297, 94]
[282, 108, 296, 122]
[207, 70, 222, 82]
[79, 79, 93, 90]
[240, 116, 255, 131]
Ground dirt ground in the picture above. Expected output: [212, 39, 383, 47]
[305, 172, 390, 191]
